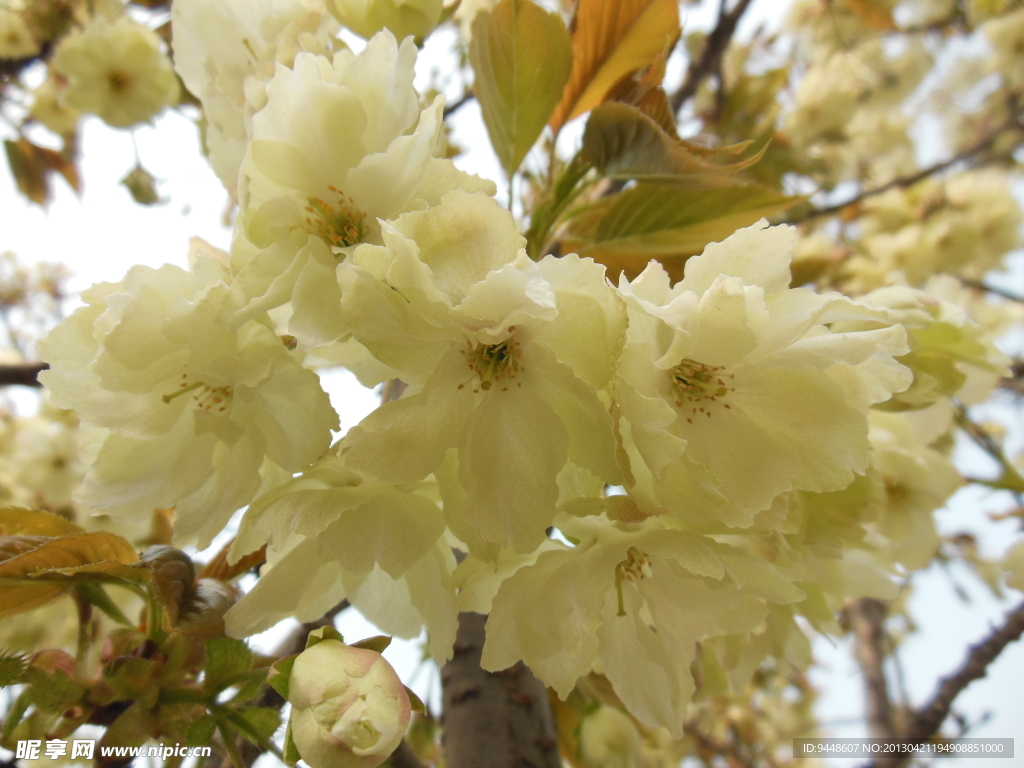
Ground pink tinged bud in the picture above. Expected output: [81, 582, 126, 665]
[287, 640, 411, 768]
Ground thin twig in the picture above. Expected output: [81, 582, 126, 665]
[959, 279, 1024, 303]
[0, 362, 47, 387]
[670, 0, 755, 113]
[787, 124, 1019, 224]
[443, 92, 474, 119]
[860, 599, 1024, 768]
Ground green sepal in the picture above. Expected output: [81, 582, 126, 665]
[304, 625, 344, 650]
[267, 654, 298, 701]
[351, 635, 392, 654]
[404, 686, 427, 715]
[204, 637, 253, 691]
[184, 715, 217, 747]
[283, 718, 301, 766]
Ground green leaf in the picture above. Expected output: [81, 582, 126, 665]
[404, 686, 427, 715]
[582, 102, 765, 187]
[304, 625, 344, 650]
[0, 651, 28, 687]
[470, 0, 573, 177]
[267, 654, 298, 701]
[351, 635, 392, 654]
[185, 714, 218, 747]
[204, 637, 252, 691]
[229, 707, 281, 743]
[566, 183, 799, 281]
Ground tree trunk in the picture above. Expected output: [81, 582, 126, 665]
[441, 612, 560, 768]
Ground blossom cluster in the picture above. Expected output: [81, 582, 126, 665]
[35, 0, 1019, 740]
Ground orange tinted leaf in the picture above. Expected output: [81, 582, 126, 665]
[582, 102, 764, 186]
[197, 540, 266, 582]
[550, 0, 680, 133]
[0, 508, 82, 538]
[847, 0, 897, 30]
[4, 139, 50, 206]
[0, 532, 141, 619]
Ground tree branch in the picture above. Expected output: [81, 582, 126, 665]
[847, 599, 897, 740]
[440, 612, 559, 768]
[862, 599, 1024, 768]
[443, 92, 475, 119]
[0, 362, 47, 387]
[669, 0, 755, 114]
[787, 124, 1019, 225]
[959, 279, 1024, 304]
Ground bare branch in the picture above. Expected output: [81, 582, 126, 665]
[443, 92, 475, 119]
[847, 598, 897, 740]
[959, 279, 1024, 304]
[787, 125, 1019, 225]
[0, 362, 47, 387]
[670, 0, 755, 114]
[862, 599, 1024, 768]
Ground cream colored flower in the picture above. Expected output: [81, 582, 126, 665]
[839, 284, 1011, 409]
[615, 221, 911, 529]
[985, 8, 1024, 88]
[38, 243, 338, 548]
[853, 172, 1022, 286]
[52, 15, 179, 128]
[0, 5, 39, 59]
[29, 80, 81, 136]
[171, 0, 341, 192]
[868, 404, 960, 569]
[225, 453, 457, 661]
[229, 31, 493, 345]
[336, 190, 625, 553]
[482, 514, 806, 735]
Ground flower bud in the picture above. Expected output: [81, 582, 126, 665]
[287, 640, 411, 768]
[580, 706, 641, 768]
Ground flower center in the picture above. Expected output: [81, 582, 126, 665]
[163, 373, 233, 412]
[459, 333, 523, 393]
[614, 546, 652, 617]
[107, 71, 131, 94]
[670, 358, 735, 424]
[304, 186, 366, 248]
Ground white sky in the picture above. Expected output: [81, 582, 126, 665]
[1, 0, 1023, 763]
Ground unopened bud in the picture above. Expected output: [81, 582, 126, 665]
[287, 640, 411, 768]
